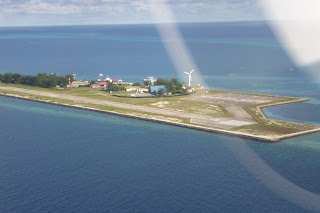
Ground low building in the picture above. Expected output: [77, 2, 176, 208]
[121, 82, 132, 87]
[125, 86, 139, 92]
[149, 85, 166, 95]
[113, 79, 122, 85]
[72, 81, 87, 86]
[98, 82, 108, 87]
[144, 77, 157, 85]
[71, 81, 88, 88]
[104, 76, 112, 82]
[67, 84, 74, 89]
[138, 88, 149, 93]
[126, 86, 149, 93]
[90, 84, 101, 88]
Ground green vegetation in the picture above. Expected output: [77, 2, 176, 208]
[0, 72, 74, 88]
[106, 82, 126, 92]
[133, 82, 141, 86]
[158, 88, 165, 96]
[155, 78, 186, 94]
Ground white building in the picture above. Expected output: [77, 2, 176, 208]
[137, 88, 149, 93]
[125, 87, 149, 93]
[126, 87, 137, 92]
[143, 77, 157, 85]
[104, 76, 112, 82]
[113, 79, 122, 85]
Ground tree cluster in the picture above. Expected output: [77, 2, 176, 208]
[106, 82, 126, 92]
[133, 82, 141, 86]
[0, 72, 74, 88]
[155, 78, 186, 94]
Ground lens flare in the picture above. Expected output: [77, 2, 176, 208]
[150, 1, 320, 211]
[148, 0, 207, 88]
[227, 140, 320, 212]
[260, 0, 320, 81]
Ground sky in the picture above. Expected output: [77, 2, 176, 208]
[0, 0, 265, 26]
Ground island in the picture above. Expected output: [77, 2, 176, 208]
[0, 72, 319, 142]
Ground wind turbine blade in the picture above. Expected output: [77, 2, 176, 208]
[184, 72, 189, 74]
[190, 69, 194, 74]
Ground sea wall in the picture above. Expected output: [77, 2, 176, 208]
[257, 98, 308, 119]
[1, 93, 320, 143]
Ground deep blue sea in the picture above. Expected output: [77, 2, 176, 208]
[1, 22, 320, 212]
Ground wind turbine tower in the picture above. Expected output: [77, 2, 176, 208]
[184, 69, 194, 88]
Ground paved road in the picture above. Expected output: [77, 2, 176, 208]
[0, 86, 258, 129]
[183, 92, 286, 126]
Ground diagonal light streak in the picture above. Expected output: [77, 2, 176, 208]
[148, 0, 207, 88]
[259, 0, 320, 81]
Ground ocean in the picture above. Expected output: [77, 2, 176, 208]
[1, 22, 320, 212]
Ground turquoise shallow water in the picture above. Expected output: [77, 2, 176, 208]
[1, 96, 320, 213]
[1, 22, 320, 212]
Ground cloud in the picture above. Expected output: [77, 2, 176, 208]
[0, 0, 117, 15]
[1, 0, 80, 15]
[0, 0, 264, 26]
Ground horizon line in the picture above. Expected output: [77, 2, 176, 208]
[0, 20, 271, 28]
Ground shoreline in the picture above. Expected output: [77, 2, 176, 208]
[255, 99, 308, 121]
[1, 92, 320, 142]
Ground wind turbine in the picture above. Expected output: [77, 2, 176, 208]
[184, 69, 194, 88]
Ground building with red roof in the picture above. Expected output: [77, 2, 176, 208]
[98, 82, 108, 86]
[90, 84, 101, 88]
[112, 79, 122, 85]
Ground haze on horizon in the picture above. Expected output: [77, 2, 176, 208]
[0, 0, 264, 27]
[1, 0, 320, 82]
